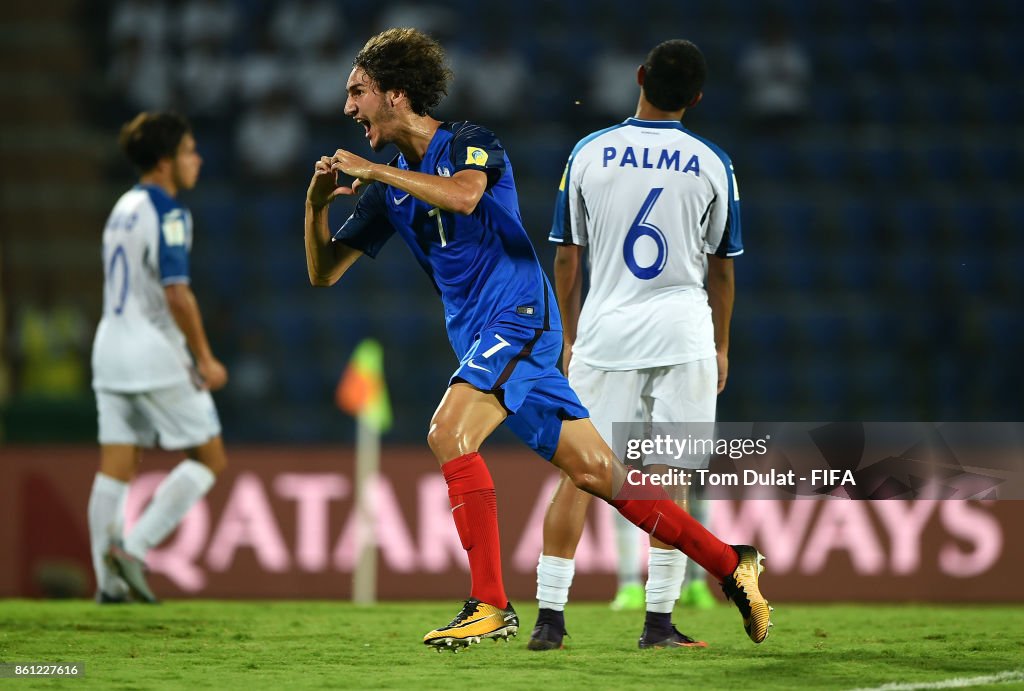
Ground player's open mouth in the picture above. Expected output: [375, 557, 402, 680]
[356, 118, 371, 138]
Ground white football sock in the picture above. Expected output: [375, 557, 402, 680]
[645, 547, 687, 614]
[614, 511, 642, 587]
[87, 472, 129, 597]
[536, 554, 575, 612]
[124, 460, 215, 560]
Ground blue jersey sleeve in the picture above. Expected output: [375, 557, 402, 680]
[549, 158, 572, 244]
[715, 156, 743, 258]
[548, 125, 624, 246]
[447, 122, 506, 189]
[144, 186, 191, 285]
[332, 182, 393, 258]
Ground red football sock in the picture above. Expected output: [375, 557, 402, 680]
[441, 452, 507, 608]
[611, 485, 739, 581]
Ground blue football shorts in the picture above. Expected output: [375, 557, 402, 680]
[449, 320, 589, 460]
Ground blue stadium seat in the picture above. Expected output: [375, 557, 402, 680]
[810, 87, 850, 123]
[800, 142, 850, 184]
[736, 358, 790, 409]
[773, 200, 817, 248]
[848, 355, 904, 419]
[828, 34, 870, 73]
[892, 199, 937, 250]
[743, 139, 799, 182]
[857, 144, 910, 184]
[984, 84, 1022, 124]
[883, 250, 936, 295]
[801, 311, 852, 353]
[266, 303, 314, 353]
[918, 143, 967, 184]
[837, 199, 878, 239]
[192, 192, 238, 234]
[260, 250, 310, 293]
[948, 200, 997, 248]
[733, 250, 763, 291]
[830, 253, 879, 294]
[278, 360, 327, 407]
[948, 250, 994, 295]
[985, 310, 1022, 356]
[998, 201, 1024, 252]
[891, 38, 924, 76]
[769, 252, 824, 293]
[797, 356, 847, 416]
[971, 141, 1019, 183]
[251, 194, 301, 245]
[931, 31, 983, 74]
[737, 312, 791, 357]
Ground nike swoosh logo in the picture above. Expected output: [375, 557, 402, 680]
[450, 502, 465, 513]
[452, 615, 495, 628]
[467, 359, 491, 373]
[393, 193, 410, 204]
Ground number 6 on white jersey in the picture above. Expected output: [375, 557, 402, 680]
[622, 187, 668, 280]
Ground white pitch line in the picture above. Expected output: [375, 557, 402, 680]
[850, 669, 1024, 691]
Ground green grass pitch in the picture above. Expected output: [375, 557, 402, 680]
[1, 600, 1022, 690]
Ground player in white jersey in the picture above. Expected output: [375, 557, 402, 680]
[88, 112, 228, 603]
[529, 40, 744, 650]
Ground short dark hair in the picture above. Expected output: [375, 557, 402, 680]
[642, 40, 707, 111]
[353, 28, 453, 116]
[118, 111, 191, 172]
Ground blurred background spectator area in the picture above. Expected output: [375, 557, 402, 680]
[1, 0, 1021, 444]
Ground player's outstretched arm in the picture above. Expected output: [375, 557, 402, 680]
[164, 282, 228, 391]
[553, 244, 584, 373]
[306, 156, 363, 286]
[706, 254, 735, 393]
[330, 149, 487, 215]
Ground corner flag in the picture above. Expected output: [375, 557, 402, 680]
[336, 338, 392, 433]
[338, 339, 391, 605]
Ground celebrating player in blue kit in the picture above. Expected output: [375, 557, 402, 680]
[304, 28, 771, 651]
[530, 39, 742, 651]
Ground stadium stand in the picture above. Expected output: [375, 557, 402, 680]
[2, 0, 1021, 442]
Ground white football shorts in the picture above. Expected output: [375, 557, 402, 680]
[95, 380, 221, 449]
[568, 356, 717, 469]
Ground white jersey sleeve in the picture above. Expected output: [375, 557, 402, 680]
[549, 118, 743, 370]
[91, 184, 196, 392]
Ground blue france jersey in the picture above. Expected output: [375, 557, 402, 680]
[334, 122, 557, 356]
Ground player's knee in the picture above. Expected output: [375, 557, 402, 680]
[565, 455, 612, 496]
[192, 438, 227, 476]
[426, 420, 463, 461]
[203, 455, 227, 476]
[98, 445, 141, 482]
[567, 469, 601, 495]
[427, 421, 483, 463]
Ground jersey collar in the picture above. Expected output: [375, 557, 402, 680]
[624, 117, 686, 131]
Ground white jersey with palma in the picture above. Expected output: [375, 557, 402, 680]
[91, 184, 194, 391]
[549, 117, 743, 371]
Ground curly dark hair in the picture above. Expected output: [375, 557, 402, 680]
[643, 40, 707, 111]
[353, 28, 453, 116]
[118, 111, 191, 172]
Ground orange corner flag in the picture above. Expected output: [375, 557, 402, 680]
[336, 338, 392, 433]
